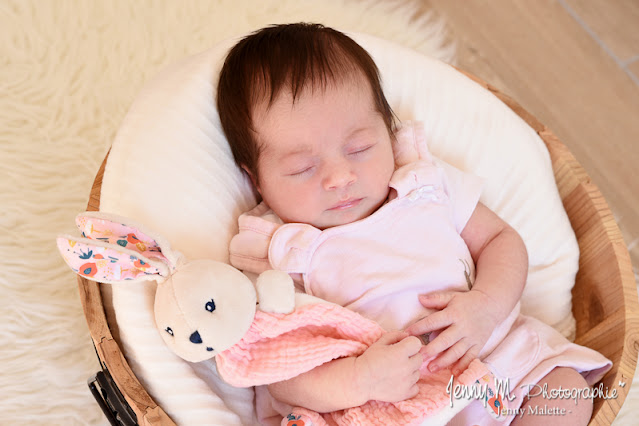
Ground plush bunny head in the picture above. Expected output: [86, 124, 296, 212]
[152, 260, 257, 362]
[57, 212, 293, 362]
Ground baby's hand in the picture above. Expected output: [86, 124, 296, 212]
[354, 331, 423, 403]
[405, 289, 501, 376]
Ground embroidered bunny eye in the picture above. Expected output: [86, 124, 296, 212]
[165, 327, 174, 336]
[205, 299, 216, 312]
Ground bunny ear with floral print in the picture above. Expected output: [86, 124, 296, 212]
[57, 211, 181, 284]
[56, 236, 171, 284]
[74, 212, 175, 263]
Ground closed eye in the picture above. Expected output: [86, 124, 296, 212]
[349, 145, 373, 156]
[288, 166, 315, 176]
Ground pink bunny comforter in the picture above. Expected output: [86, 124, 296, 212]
[216, 302, 496, 426]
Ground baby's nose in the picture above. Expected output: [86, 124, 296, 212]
[323, 163, 356, 190]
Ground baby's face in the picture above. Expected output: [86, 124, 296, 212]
[251, 78, 395, 229]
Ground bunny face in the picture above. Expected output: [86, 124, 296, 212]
[57, 212, 263, 363]
[154, 260, 257, 363]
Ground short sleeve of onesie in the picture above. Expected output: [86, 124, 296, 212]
[229, 202, 282, 274]
[435, 158, 483, 232]
[393, 121, 483, 233]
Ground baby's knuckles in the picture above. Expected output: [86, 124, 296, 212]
[354, 334, 423, 402]
[400, 335, 423, 353]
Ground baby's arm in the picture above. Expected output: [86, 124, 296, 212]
[406, 202, 528, 374]
[458, 201, 527, 325]
[268, 331, 423, 412]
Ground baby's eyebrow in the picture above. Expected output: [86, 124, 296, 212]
[346, 126, 370, 139]
[279, 146, 314, 160]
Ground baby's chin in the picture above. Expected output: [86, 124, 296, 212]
[298, 210, 360, 230]
[314, 217, 355, 230]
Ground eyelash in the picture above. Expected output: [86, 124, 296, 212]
[290, 166, 314, 176]
[287, 146, 373, 177]
[350, 146, 372, 156]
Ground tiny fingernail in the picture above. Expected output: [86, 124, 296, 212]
[428, 364, 439, 373]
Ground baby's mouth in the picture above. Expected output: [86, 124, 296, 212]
[328, 198, 363, 210]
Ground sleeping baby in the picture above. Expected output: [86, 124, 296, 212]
[217, 23, 611, 425]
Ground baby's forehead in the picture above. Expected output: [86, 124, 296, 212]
[249, 72, 381, 163]
[252, 69, 374, 112]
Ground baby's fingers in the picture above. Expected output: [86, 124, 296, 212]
[401, 382, 420, 402]
[427, 339, 470, 373]
[420, 326, 461, 362]
[409, 351, 425, 371]
[395, 335, 423, 356]
[451, 349, 479, 376]
[405, 310, 452, 337]
[375, 330, 409, 346]
[418, 291, 455, 309]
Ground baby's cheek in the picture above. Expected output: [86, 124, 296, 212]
[282, 192, 320, 223]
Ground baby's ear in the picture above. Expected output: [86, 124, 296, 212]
[241, 165, 261, 193]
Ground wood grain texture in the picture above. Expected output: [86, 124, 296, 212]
[564, 0, 639, 62]
[78, 154, 176, 426]
[425, 0, 639, 273]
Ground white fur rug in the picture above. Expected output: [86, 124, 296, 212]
[2, 0, 637, 424]
[0, 0, 453, 424]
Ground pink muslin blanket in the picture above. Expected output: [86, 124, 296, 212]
[216, 303, 501, 426]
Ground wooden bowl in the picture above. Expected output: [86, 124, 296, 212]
[77, 73, 639, 425]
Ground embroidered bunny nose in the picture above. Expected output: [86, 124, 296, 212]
[189, 330, 202, 344]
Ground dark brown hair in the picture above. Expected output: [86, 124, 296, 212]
[217, 23, 397, 183]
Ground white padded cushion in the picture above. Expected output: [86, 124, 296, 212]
[100, 32, 579, 424]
